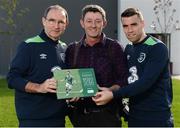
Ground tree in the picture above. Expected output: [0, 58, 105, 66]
[0, 0, 29, 35]
[0, 0, 29, 76]
[150, 0, 179, 74]
[151, 0, 180, 33]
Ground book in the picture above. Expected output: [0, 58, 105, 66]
[52, 67, 98, 99]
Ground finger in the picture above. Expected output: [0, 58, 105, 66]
[93, 99, 103, 105]
[97, 84, 100, 89]
[72, 97, 79, 102]
[47, 88, 56, 93]
[48, 84, 57, 89]
[92, 96, 97, 101]
[49, 77, 57, 83]
[99, 87, 109, 91]
[94, 92, 102, 97]
[48, 82, 57, 87]
[96, 102, 104, 106]
[66, 100, 70, 103]
[69, 97, 76, 102]
[69, 97, 79, 102]
[92, 95, 100, 102]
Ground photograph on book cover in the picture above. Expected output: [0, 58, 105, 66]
[52, 67, 98, 99]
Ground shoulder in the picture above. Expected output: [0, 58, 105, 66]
[143, 36, 169, 59]
[67, 41, 80, 50]
[105, 37, 125, 51]
[22, 35, 44, 45]
[17, 35, 45, 52]
[144, 36, 168, 51]
[24, 35, 45, 44]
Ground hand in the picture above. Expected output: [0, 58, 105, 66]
[92, 90, 113, 105]
[38, 78, 57, 93]
[66, 97, 80, 103]
[97, 84, 110, 91]
[98, 86, 110, 91]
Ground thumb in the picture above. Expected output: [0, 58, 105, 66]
[98, 87, 110, 91]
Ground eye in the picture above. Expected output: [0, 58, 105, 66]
[95, 20, 102, 24]
[86, 20, 93, 23]
[123, 25, 128, 28]
[58, 20, 66, 25]
[46, 18, 56, 24]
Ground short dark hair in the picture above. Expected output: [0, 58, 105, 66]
[121, 7, 144, 21]
[43, 4, 69, 23]
[81, 4, 106, 21]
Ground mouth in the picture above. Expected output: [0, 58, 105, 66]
[53, 30, 63, 34]
[128, 34, 136, 38]
[89, 29, 97, 33]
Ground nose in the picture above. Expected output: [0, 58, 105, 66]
[127, 26, 133, 32]
[54, 22, 60, 28]
[91, 21, 96, 27]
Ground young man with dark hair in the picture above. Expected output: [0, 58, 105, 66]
[93, 7, 174, 127]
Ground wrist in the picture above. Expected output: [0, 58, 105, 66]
[25, 82, 40, 93]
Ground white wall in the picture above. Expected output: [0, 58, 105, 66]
[118, 0, 180, 75]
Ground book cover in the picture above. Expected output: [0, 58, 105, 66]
[52, 67, 98, 99]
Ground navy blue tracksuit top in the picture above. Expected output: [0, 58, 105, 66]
[7, 30, 68, 126]
[113, 35, 173, 126]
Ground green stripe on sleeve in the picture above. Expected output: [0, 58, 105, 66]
[144, 37, 157, 45]
[25, 36, 45, 43]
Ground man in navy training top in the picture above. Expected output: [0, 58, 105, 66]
[7, 5, 69, 127]
[65, 4, 128, 127]
[93, 7, 174, 127]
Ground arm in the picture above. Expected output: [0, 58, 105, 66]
[25, 78, 57, 93]
[6, 42, 57, 93]
[113, 43, 169, 98]
[93, 43, 169, 105]
[7, 42, 31, 91]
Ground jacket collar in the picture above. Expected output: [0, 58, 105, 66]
[39, 29, 59, 45]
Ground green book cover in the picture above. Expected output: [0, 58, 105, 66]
[52, 67, 98, 99]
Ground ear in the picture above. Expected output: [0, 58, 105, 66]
[80, 19, 85, 28]
[64, 21, 69, 28]
[66, 21, 69, 27]
[103, 20, 107, 28]
[141, 20, 145, 27]
[42, 17, 46, 27]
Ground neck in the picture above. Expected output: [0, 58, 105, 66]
[44, 30, 59, 41]
[85, 37, 101, 46]
[50, 36, 59, 42]
[134, 33, 147, 44]
[139, 33, 147, 42]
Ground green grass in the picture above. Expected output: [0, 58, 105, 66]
[172, 79, 180, 126]
[0, 78, 180, 127]
[0, 79, 18, 126]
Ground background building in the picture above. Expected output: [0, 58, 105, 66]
[0, 0, 118, 77]
[1, 0, 180, 77]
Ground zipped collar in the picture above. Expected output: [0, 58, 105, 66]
[39, 30, 59, 46]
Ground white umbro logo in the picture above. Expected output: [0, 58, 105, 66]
[40, 53, 47, 59]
